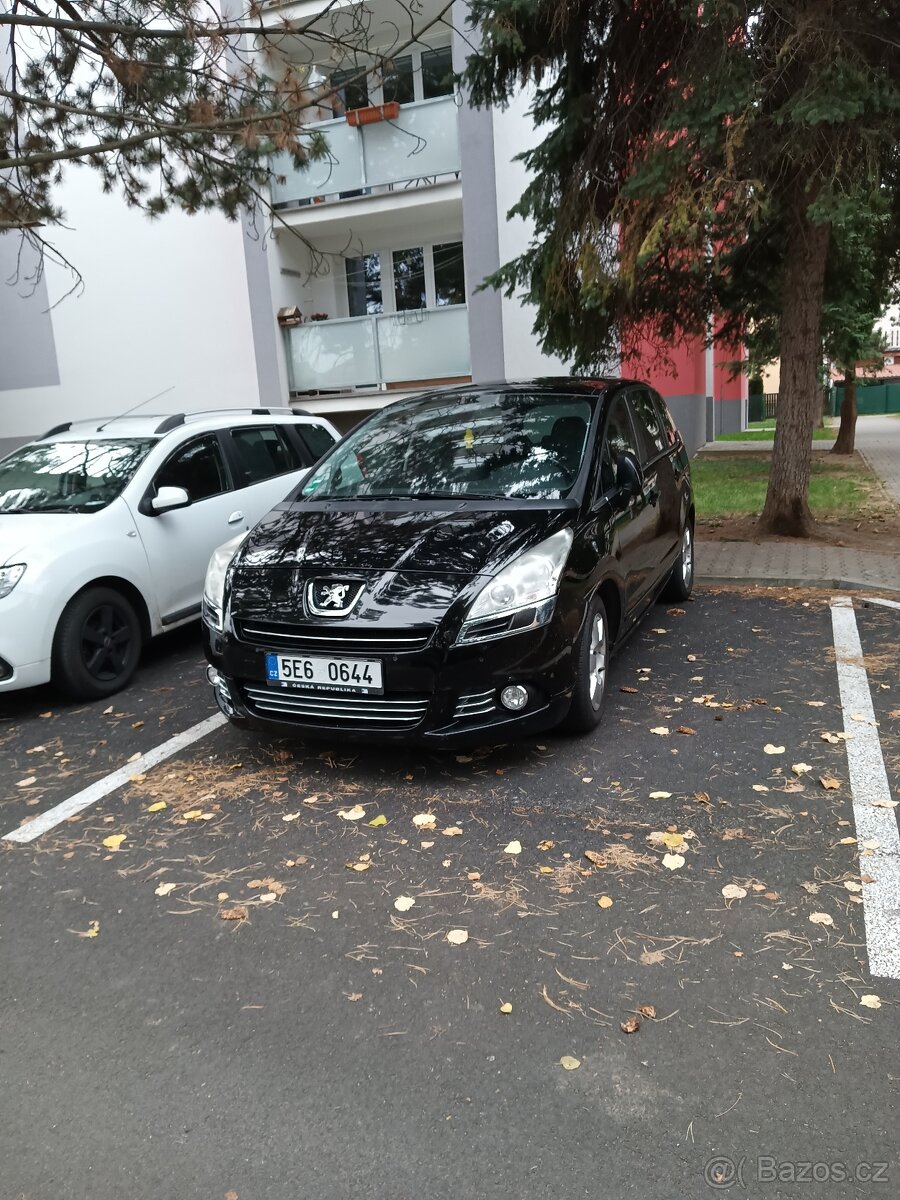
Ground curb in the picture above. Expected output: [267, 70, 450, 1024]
[697, 573, 900, 596]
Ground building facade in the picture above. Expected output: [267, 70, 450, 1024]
[0, 0, 745, 456]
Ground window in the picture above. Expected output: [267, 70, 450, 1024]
[346, 254, 383, 316]
[421, 46, 454, 99]
[156, 435, 228, 502]
[601, 395, 638, 490]
[381, 54, 415, 105]
[433, 242, 465, 306]
[0, 438, 154, 514]
[229, 426, 299, 486]
[297, 423, 338, 463]
[652, 390, 681, 448]
[328, 67, 369, 119]
[628, 388, 666, 462]
[393, 246, 426, 311]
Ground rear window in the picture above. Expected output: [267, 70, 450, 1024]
[229, 426, 299, 485]
[296, 422, 337, 462]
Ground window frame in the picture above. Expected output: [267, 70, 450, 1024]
[223, 424, 302, 490]
[143, 432, 233, 513]
[625, 386, 668, 467]
[344, 239, 465, 317]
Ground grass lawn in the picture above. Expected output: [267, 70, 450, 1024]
[717, 420, 834, 442]
[692, 454, 881, 519]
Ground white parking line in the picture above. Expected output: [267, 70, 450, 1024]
[830, 596, 900, 980]
[866, 596, 900, 611]
[3, 712, 227, 845]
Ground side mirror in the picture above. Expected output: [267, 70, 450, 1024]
[151, 485, 191, 513]
[615, 451, 643, 499]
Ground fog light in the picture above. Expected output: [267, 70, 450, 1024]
[500, 684, 528, 711]
[206, 665, 220, 686]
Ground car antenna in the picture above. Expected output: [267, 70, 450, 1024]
[96, 385, 175, 431]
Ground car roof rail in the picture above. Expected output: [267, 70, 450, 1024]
[154, 414, 186, 434]
[41, 421, 74, 438]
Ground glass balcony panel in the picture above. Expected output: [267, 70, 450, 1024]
[269, 120, 363, 206]
[375, 306, 470, 384]
[287, 319, 379, 391]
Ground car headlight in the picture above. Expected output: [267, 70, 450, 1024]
[202, 534, 248, 630]
[0, 563, 26, 600]
[458, 529, 573, 643]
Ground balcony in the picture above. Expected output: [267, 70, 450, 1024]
[284, 305, 470, 394]
[270, 95, 459, 208]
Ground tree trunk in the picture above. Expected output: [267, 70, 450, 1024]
[758, 213, 831, 537]
[831, 369, 857, 455]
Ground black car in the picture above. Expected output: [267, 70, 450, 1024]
[202, 379, 693, 743]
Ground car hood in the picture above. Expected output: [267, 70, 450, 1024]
[0, 511, 91, 565]
[239, 500, 576, 576]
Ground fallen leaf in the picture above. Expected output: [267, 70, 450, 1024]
[752, 784, 770, 793]
[860, 995, 881, 1010]
[806, 700, 826, 707]
[455, 755, 473, 764]
[559, 1055, 581, 1070]
[721, 884, 747, 900]
[217, 892, 229, 901]
[792, 763, 812, 776]
[649, 791, 672, 800]
[345, 861, 371, 872]
[499, 1002, 513, 1014]
[821, 732, 841, 744]
[102, 705, 114, 715]
[446, 928, 469, 945]
[504, 840, 522, 855]
[662, 832, 686, 851]
[620, 1017, 640, 1034]
[650, 726, 670, 736]
[146, 800, 167, 812]
[871, 797, 899, 809]
[640, 949, 667, 965]
[467, 871, 481, 881]
[662, 853, 685, 870]
[281, 812, 300, 822]
[420, 840, 435, 849]
[73, 920, 100, 939]
[800, 881, 820, 894]
[764, 744, 785, 755]
[345, 993, 363, 1002]
[154, 882, 177, 897]
[258, 892, 278, 903]
[539, 866, 554, 875]
[809, 912, 834, 927]
[339, 804, 366, 821]
[862, 838, 881, 851]
[368, 815, 388, 827]
[597, 895, 614, 909]
[844, 881, 863, 893]
[694, 791, 712, 804]
[393, 896, 415, 912]
[16, 777, 36, 789]
[676, 726, 696, 736]
[652, 627, 668, 634]
[839, 836, 857, 845]
[132, 720, 144, 729]
[584, 850, 607, 867]
[442, 826, 463, 837]
[219, 906, 248, 921]
[101, 834, 126, 850]
[183, 809, 203, 821]
[638, 1005, 656, 1019]
[819, 776, 841, 790]
[620, 686, 639, 694]
[538, 839, 554, 851]
[412, 813, 436, 829]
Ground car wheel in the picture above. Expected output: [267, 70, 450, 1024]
[663, 521, 694, 601]
[52, 586, 143, 700]
[561, 594, 610, 734]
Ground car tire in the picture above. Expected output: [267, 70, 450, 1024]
[662, 521, 694, 602]
[52, 586, 143, 700]
[560, 594, 610, 734]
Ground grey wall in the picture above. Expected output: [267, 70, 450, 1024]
[0, 233, 60, 395]
[241, 213, 285, 407]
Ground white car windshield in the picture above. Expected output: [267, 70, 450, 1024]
[301, 392, 594, 501]
[0, 439, 155, 513]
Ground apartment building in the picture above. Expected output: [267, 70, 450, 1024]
[0, 0, 745, 456]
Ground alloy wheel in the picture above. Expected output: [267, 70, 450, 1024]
[682, 525, 694, 587]
[80, 603, 133, 681]
[588, 612, 607, 709]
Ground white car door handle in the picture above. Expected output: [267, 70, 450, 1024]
[227, 510, 244, 524]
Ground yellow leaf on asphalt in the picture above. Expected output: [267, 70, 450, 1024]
[763, 744, 785, 755]
[412, 813, 436, 828]
[559, 1055, 580, 1070]
[220, 905, 248, 921]
[809, 912, 834, 926]
[860, 995, 882, 1009]
[839, 836, 857, 845]
[871, 797, 899, 809]
[649, 791, 672, 800]
[499, 1002, 513, 1014]
[819, 776, 841, 790]
[862, 838, 881, 851]
[721, 884, 747, 900]
[806, 701, 826, 707]
[101, 834, 126, 849]
[584, 850, 607, 867]
[504, 840, 522, 855]
[183, 810, 203, 821]
[346, 862, 371, 872]
[446, 928, 468, 945]
[154, 882, 177, 897]
[146, 801, 167, 812]
[597, 896, 614, 909]
[442, 826, 463, 837]
[339, 804, 366, 821]
[73, 921, 100, 939]
[368, 815, 388, 827]
[393, 895, 415, 912]
[539, 866, 554, 875]
[844, 881, 863, 893]
[650, 726, 670, 736]
[662, 853, 685, 870]
[752, 784, 769, 793]
[538, 839, 554, 851]
[662, 832, 686, 851]
[281, 812, 300, 822]
[792, 763, 812, 776]
[16, 777, 36, 789]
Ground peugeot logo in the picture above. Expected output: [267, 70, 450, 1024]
[306, 578, 365, 618]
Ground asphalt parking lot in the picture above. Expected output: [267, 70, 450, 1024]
[2, 587, 899, 1200]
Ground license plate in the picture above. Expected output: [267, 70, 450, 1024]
[265, 652, 383, 695]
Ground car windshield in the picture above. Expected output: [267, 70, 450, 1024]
[301, 391, 595, 501]
[0, 439, 155, 513]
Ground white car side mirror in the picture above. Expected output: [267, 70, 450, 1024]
[151, 485, 191, 513]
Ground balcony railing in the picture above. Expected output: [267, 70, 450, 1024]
[270, 95, 460, 207]
[284, 305, 470, 393]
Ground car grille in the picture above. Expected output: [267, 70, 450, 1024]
[242, 684, 429, 728]
[234, 619, 433, 654]
[453, 689, 496, 720]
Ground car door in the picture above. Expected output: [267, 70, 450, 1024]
[626, 386, 680, 572]
[129, 432, 242, 624]
[592, 392, 659, 614]
[223, 423, 312, 521]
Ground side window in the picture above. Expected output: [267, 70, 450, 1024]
[600, 394, 638, 491]
[155, 435, 228, 502]
[229, 426, 299, 487]
[652, 390, 681, 448]
[628, 388, 666, 463]
[296, 423, 338, 463]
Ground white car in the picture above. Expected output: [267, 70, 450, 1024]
[0, 408, 340, 698]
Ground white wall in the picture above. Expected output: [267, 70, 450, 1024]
[491, 87, 572, 380]
[0, 166, 263, 441]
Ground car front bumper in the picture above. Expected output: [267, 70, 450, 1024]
[202, 615, 579, 745]
[0, 581, 54, 692]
